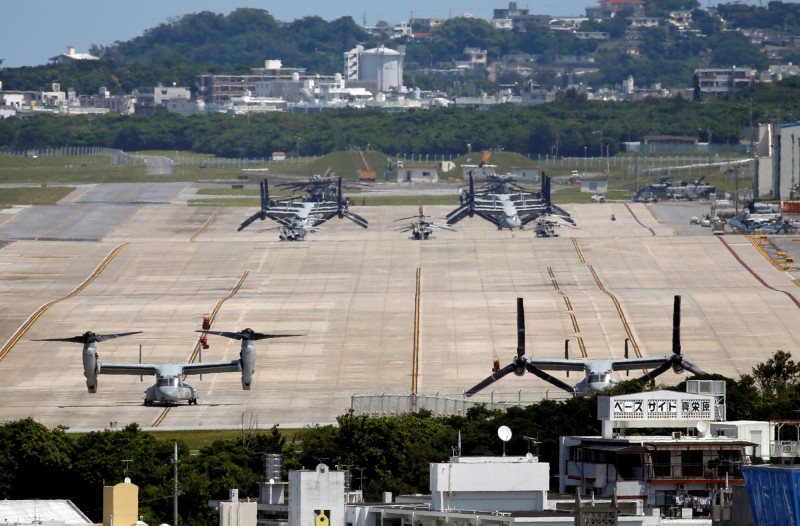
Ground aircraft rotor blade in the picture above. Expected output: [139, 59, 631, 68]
[446, 204, 467, 220]
[520, 212, 543, 226]
[200, 328, 304, 341]
[672, 295, 681, 356]
[238, 212, 264, 232]
[465, 362, 517, 396]
[475, 210, 501, 226]
[345, 211, 369, 229]
[680, 359, 707, 376]
[33, 330, 142, 344]
[525, 363, 577, 393]
[516, 297, 526, 358]
[635, 361, 673, 383]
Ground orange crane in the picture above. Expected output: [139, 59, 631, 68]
[358, 148, 376, 181]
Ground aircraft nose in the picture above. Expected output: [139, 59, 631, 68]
[158, 387, 183, 401]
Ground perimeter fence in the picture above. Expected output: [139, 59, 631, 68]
[350, 389, 573, 417]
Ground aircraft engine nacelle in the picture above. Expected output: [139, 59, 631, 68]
[240, 342, 255, 390]
[83, 345, 98, 393]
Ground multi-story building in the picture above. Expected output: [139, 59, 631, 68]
[133, 85, 191, 115]
[693, 67, 755, 99]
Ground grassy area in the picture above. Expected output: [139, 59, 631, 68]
[0, 150, 749, 206]
[0, 186, 75, 207]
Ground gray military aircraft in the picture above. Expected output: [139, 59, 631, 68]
[465, 295, 705, 397]
[34, 328, 301, 405]
[447, 174, 573, 230]
[238, 177, 368, 239]
[395, 206, 454, 240]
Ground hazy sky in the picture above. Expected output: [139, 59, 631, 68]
[0, 0, 770, 68]
[1, 0, 598, 68]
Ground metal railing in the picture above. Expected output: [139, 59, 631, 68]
[350, 389, 572, 417]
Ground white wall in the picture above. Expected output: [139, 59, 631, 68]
[430, 456, 549, 512]
[289, 465, 345, 526]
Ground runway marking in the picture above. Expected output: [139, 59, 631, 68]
[0, 243, 129, 362]
[587, 265, 642, 359]
[34, 206, 85, 240]
[572, 239, 585, 263]
[0, 207, 26, 228]
[644, 203, 661, 223]
[624, 203, 656, 236]
[190, 208, 221, 242]
[548, 267, 587, 358]
[718, 236, 800, 308]
[151, 269, 251, 428]
[747, 235, 798, 280]
[67, 186, 95, 205]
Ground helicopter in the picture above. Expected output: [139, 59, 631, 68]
[447, 174, 573, 231]
[394, 206, 454, 240]
[238, 177, 368, 239]
[34, 328, 301, 405]
[275, 174, 366, 203]
[464, 295, 706, 397]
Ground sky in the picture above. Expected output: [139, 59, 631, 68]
[1, 0, 601, 68]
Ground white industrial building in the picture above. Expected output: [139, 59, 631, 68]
[344, 46, 405, 93]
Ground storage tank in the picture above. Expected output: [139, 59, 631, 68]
[359, 47, 404, 92]
[265, 453, 283, 482]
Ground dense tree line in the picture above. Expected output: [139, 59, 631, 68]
[2, 78, 800, 158]
[3, 3, 792, 96]
[2, 351, 800, 524]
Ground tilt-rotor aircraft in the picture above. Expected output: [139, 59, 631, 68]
[238, 177, 368, 240]
[34, 328, 301, 405]
[447, 174, 573, 231]
[465, 295, 706, 397]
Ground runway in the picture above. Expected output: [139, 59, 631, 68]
[1, 184, 799, 432]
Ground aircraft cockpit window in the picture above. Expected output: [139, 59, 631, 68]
[588, 374, 610, 384]
[157, 377, 181, 387]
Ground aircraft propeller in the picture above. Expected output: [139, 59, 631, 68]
[636, 295, 706, 382]
[199, 328, 304, 341]
[465, 298, 575, 396]
[323, 176, 368, 228]
[238, 179, 271, 231]
[33, 331, 142, 344]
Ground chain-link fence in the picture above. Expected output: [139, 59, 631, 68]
[350, 389, 573, 417]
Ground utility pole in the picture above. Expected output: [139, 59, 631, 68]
[172, 442, 179, 526]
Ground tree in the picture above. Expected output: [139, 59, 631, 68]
[0, 418, 72, 499]
[751, 350, 800, 397]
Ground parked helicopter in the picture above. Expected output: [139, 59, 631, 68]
[238, 177, 368, 239]
[447, 174, 573, 230]
[394, 206, 454, 240]
[276, 173, 366, 203]
[464, 295, 705, 397]
[34, 328, 301, 405]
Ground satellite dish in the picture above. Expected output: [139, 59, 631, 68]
[696, 421, 708, 435]
[498, 425, 512, 441]
[124, 477, 131, 484]
[526, 452, 534, 462]
[269, 478, 275, 484]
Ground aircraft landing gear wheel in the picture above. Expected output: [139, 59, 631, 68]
[190, 398, 197, 405]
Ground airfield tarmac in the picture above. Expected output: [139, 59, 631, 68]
[1, 182, 799, 432]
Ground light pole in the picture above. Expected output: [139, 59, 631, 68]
[583, 146, 587, 172]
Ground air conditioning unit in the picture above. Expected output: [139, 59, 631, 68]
[672, 431, 683, 439]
